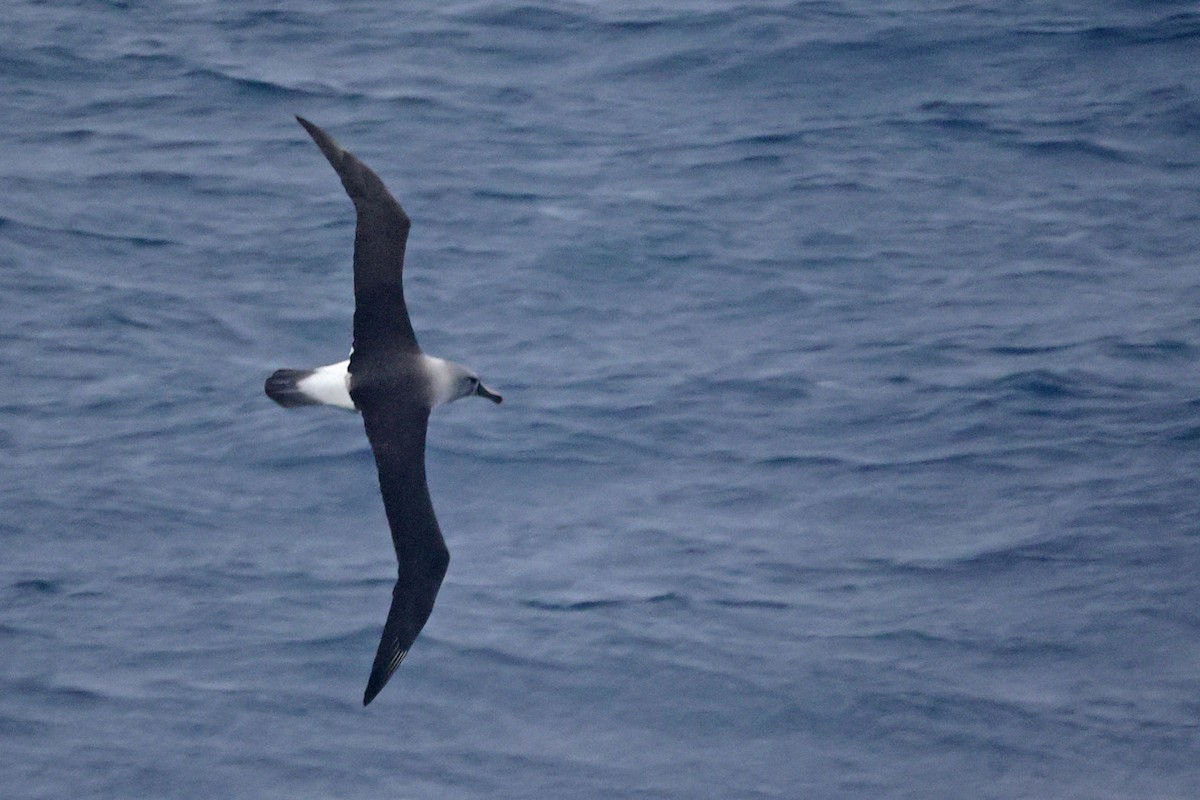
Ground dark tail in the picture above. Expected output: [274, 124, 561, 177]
[264, 368, 319, 408]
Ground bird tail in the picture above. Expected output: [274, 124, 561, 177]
[264, 368, 320, 408]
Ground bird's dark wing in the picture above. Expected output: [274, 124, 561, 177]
[357, 395, 449, 706]
[295, 116, 420, 365]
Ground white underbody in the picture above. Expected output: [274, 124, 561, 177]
[295, 360, 355, 410]
[294, 355, 459, 411]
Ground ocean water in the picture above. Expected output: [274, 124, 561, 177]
[3, 1, 1200, 797]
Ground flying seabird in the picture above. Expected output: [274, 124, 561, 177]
[265, 116, 502, 706]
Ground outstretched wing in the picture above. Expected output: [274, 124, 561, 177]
[295, 116, 420, 364]
[357, 396, 449, 706]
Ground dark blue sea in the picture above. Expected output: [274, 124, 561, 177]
[4, 1, 1200, 797]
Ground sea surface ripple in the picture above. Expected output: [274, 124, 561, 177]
[2, 1, 1199, 798]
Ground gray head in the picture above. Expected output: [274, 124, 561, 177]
[429, 356, 502, 408]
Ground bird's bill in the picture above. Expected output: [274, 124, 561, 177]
[475, 382, 503, 404]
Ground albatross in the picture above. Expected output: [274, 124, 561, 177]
[265, 116, 502, 706]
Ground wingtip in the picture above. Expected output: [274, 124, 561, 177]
[362, 653, 404, 707]
[362, 668, 390, 707]
[295, 116, 325, 144]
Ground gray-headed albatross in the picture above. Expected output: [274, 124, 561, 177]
[265, 116, 502, 706]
